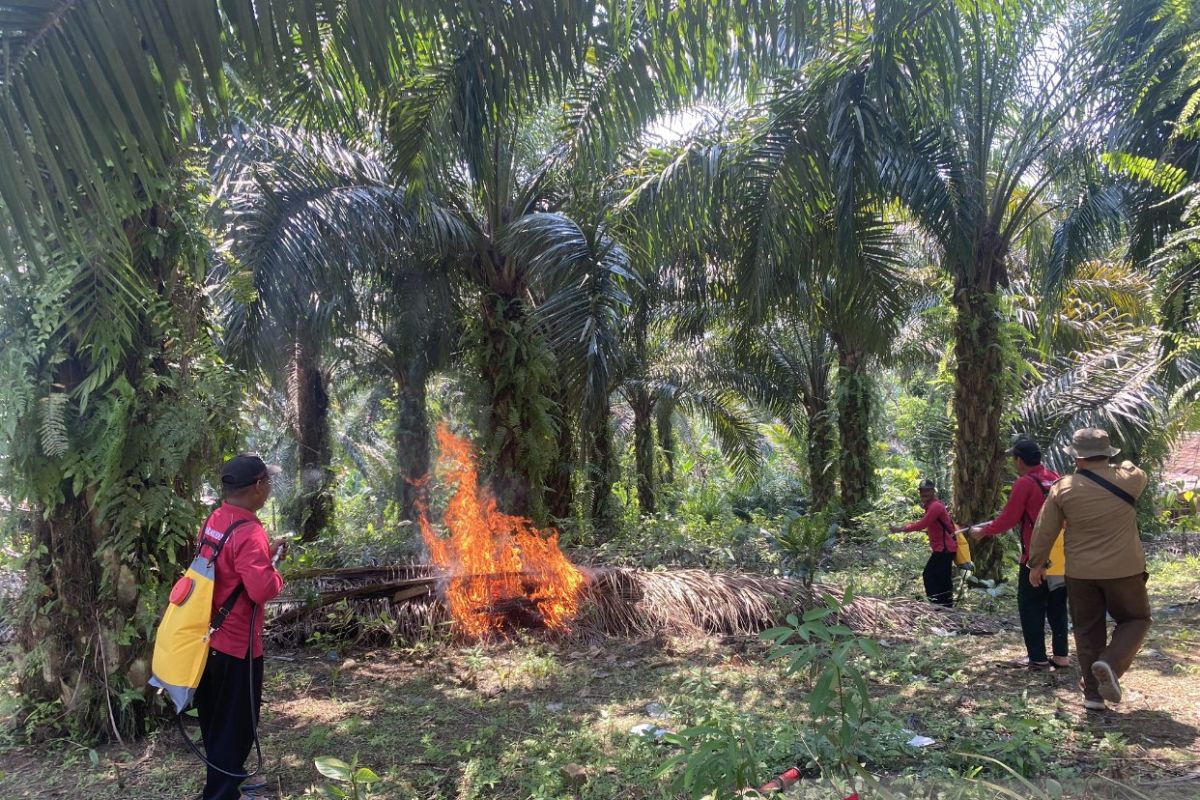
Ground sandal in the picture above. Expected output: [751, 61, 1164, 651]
[1007, 657, 1051, 670]
[1050, 656, 1071, 668]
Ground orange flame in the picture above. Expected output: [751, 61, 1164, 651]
[416, 425, 586, 636]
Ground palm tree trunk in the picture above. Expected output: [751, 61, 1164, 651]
[657, 406, 676, 487]
[631, 390, 657, 515]
[392, 363, 430, 522]
[805, 393, 837, 512]
[586, 402, 617, 540]
[477, 291, 557, 524]
[545, 406, 576, 521]
[19, 488, 106, 736]
[952, 284, 1007, 580]
[292, 337, 334, 542]
[835, 343, 876, 519]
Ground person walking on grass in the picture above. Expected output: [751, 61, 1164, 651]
[195, 455, 289, 799]
[890, 479, 958, 607]
[969, 436, 1068, 670]
[1027, 428, 1150, 712]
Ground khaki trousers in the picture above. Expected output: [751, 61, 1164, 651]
[1065, 573, 1151, 701]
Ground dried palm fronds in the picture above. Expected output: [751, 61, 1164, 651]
[266, 591, 449, 647]
[265, 563, 447, 646]
[265, 563, 962, 646]
[580, 568, 955, 636]
[579, 568, 796, 636]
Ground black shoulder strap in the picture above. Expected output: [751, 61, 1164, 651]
[1012, 473, 1047, 560]
[200, 517, 250, 564]
[1024, 472, 1051, 497]
[936, 515, 955, 550]
[1020, 473, 1051, 530]
[206, 519, 252, 632]
[1076, 469, 1136, 506]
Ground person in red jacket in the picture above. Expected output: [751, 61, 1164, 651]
[890, 479, 958, 607]
[969, 436, 1067, 669]
[194, 454, 287, 800]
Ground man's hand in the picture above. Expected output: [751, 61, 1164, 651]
[887, 525, 901, 534]
[1028, 565, 1047, 588]
[271, 537, 289, 564]
[969, 524, 987, 542]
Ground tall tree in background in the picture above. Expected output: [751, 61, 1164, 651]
[727, 75, 907, 520]
[735, 317, 839, 511]
[856, 0, 1097, 578]
[0, 178, 240, 740]
[214, 125, 463, 524]
[214, 129, 403, 540]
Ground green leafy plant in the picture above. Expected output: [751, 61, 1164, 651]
[315, 755, 382, 799]
[760, 589, 880, 772]
[655, 720, 764, 799]
[773, 512, 837, 586]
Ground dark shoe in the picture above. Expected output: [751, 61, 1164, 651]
[1009, 657, 1050, 670]
[1050, 656, 1071, 668]
[1092, 660, 1122, 704]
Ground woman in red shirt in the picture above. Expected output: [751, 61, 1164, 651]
[890, 479, 958, 607]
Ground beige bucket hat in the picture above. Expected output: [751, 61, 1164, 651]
[1065, 427, 1120, 459]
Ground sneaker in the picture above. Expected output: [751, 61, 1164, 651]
[239, 783, 271, 799]
[1091, 660, 1122, 704]
[1083, 698, 1107, 711]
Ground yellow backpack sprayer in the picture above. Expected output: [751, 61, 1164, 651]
[149, 516, 284, 779]
[150, 518, 250, 713]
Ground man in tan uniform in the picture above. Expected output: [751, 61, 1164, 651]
[1028, 428, 1150, 712]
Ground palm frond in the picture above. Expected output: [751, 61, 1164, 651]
[501, 212, 635, 415]
[1015, 333, 1166, 468]
[212, 126, 431, 374]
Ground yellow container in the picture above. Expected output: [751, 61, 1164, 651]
[954, 530, 972, 567]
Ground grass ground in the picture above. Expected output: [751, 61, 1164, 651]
[1, 543, 1198, 800]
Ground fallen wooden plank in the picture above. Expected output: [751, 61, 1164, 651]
[268, 577, 437, 628]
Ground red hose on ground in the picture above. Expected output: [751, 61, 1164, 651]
[753, 766, 858, 798]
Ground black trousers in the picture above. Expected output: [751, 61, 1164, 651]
[194, 649, 264, 800]
[1016, 563, 1069, 663]
[923, 551, 955, 607]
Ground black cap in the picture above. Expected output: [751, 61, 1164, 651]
[220, 454, 280, 489]
[918, 478, 936, 491]
[1008, 436, 1042, 465]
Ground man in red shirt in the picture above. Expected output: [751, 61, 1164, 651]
[194, 455, 287, 800]
[890, 479, 957, 607]
[969, 437, 1067, 669]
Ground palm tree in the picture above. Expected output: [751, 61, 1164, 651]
[215, 123, 469, 527]
[1, 176, 241, 741]
[1011, 260, 1187, 467]
[213, 127, 405, 539]
[824, 0, 1103, 578]
[0, 0, 824, 739]
[360, 258, 458, 522]
[370, 1, 836, 522]
[734, 316, 839, 511]
[616, 315, 768, 517]
[720, 75, 909, 520]
[1088, 0, 1200, 271]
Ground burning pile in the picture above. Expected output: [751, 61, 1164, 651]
[265, 431, 968, 646]
[416, 426, 587, 636]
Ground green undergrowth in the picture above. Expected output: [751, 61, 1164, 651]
[1, 544, 1197, 799]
